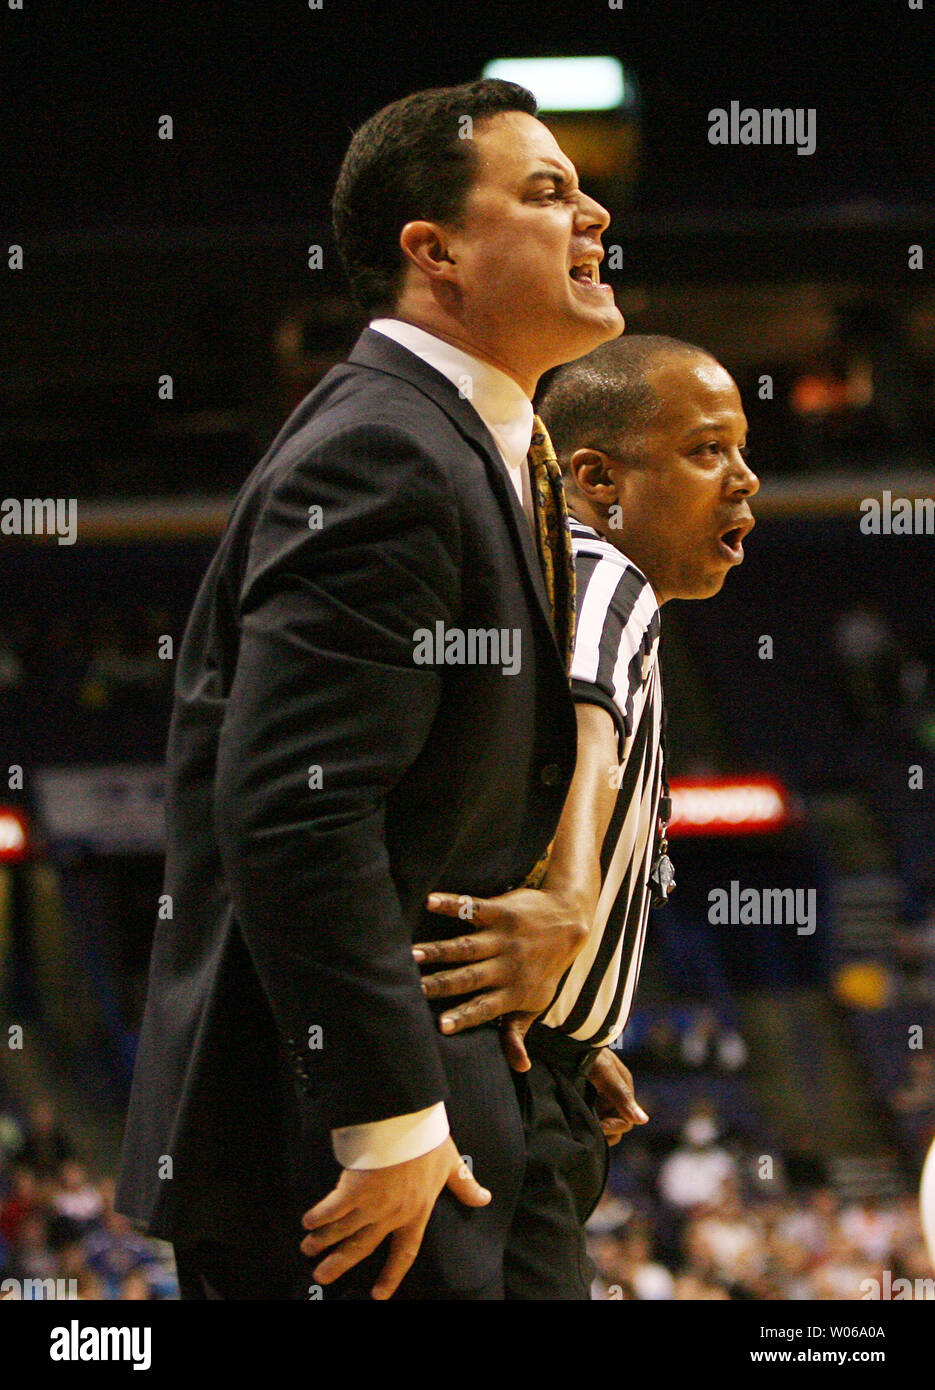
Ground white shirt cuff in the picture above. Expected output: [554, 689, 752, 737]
[331, 1102, 449, 1170]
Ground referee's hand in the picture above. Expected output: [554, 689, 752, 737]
[300, 1137, 490, 1299]
[413, 886, 591, 1060]
[588, 1049, 649, 1144]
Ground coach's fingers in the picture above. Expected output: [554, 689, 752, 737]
[445, 1152, 492, 1207]
[371, 1217, 429, 1300]
[300, 1207, 373, 1256]
[412, 930, 499, 965]
[421, 960, 505, 999]
[301, 1182, 358, 1232]
[313, 1223, 385, 1285]
[439, 990, 509, 1035]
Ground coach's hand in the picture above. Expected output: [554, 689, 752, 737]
[588, 1049, 649, 1145]
[413, 887, 590, 1069]
[300, 1136, 490, 1299]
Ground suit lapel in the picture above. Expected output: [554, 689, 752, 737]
[347, 329, 556, 640]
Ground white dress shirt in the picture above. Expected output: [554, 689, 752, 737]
[331, 318, 537, 1170]
[370, 318, 536, 529]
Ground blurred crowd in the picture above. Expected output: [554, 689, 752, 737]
[3, 1093, 932, 1300]
[625, 1008, 748, 1076]
[588, 1103, 934, 1300]
[833, 606, 935, 752]
[0, 1099, 176, 1300]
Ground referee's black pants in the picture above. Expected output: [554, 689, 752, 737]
[503, 1022, 610, 1300]
[174, 1025, 609, 1301]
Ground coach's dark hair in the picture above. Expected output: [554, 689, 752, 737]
[332, 79, 538, 316]
[537, 335, 718, 476]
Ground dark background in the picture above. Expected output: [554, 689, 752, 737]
[5, 0, 933, 231]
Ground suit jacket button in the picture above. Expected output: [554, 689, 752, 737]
[540, 763, 564, 786]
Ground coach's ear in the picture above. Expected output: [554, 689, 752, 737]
[569, 448, 618, 504]
[399, 221, 457, 283]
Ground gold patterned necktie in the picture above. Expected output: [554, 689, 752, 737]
[527, 413, 577, 671]
[522, 413, 577, 890]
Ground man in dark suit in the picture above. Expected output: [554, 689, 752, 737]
[115, 77, 624, 1299]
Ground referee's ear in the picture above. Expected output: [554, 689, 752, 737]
[569, 447, 619, 504]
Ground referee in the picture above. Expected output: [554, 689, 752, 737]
[417, 335, 759, 1296]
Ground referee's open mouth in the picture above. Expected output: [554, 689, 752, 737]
[717, 516, 754, 563]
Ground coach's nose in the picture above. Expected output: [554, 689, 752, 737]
[575, 190, 611, 237]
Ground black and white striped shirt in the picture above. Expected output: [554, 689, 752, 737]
[541, 517, 664, 1048]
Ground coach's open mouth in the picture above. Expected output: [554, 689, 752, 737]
[569, 256, 614, 295]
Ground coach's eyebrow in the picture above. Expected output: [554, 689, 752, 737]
[523, 167, 577, 191]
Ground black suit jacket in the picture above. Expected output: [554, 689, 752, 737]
[115, 328, 577, 1292]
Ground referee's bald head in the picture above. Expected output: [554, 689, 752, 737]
[537, 334, 718, 482]
[537, 333, 757, 605]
